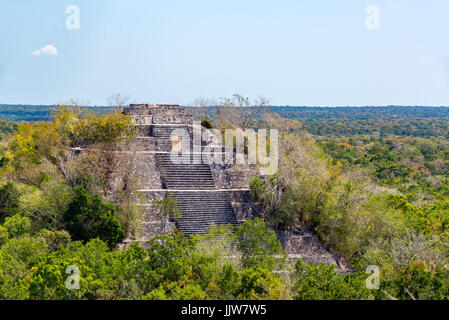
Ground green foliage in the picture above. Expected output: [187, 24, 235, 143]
[3, 215, 31, 238]
[152, 194, 183, 235]
[0, 120, 17, 137]
[201, 119, 213, 129]
[20, 179, 73, 230]
[238, 267, 288, 300]
[168, 284, 208, 300]
[0, 225, 8, 246]
[9, 122, 42, 167]
[6, 104, 135, 188]
[0, 236, 48, 299]
[36, 229, 71, 252]
[0, 157, 9, 168]
[0, 182, 20, 223]
[379, 262, 449, 300]
[63, 186, 125, 247]
[236, 218, 285, 270]
[152, 194, 182, 222]
[141, 228, 289, 300]
[72, 109, 135, 146]
[249, 176, 271, 208]
[250, 176, 298, 229]
[294, 260, 372, 300]
[386, 195, 449, 237]
[318, 136, 449, 198]
[374, 163, 413, 183]
[2, 104, 449, 300]
[28, 254, 96, 300]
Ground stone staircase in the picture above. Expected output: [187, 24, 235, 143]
[151, 125, 192, 152]
[171, 191, 238, 236]
[120, 104, 351, 271]
[149, 108, 238, 237]
[156, 153, 216, 190]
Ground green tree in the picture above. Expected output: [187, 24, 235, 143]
[201, 119, 213, 129]
[0, 225, 8, 246]
[379, 262, 449, 300]
[63, 186, 125, 247]
[0, 236, 48, 299]
[0, 182, 20, 223]
[236, 218, 286, 270]
[3, 215, 31, 238]
[294, 260, 372, 300]
[238, 267, 288, 300]
[152, 194, 182, 235]
[28, 255, 97, 300]
[36, 229, 71, 252]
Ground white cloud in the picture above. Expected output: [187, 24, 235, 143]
[32, 44, 58, 57]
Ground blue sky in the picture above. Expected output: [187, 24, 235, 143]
[1, 0, 449, 106]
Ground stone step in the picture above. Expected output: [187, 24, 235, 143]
[162, 172, 213, 176]
[179, 212, 235, 216]
[176, 203, 233, 207]
[177, 205, 232, 209]
[152, 123, 239, 236]
[165, 186, 216, 190]
[163, 176, 214, 180]
[177, 218, 236, 222]
[164, 178, 215, 182]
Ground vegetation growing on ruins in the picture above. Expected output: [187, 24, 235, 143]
[152, 194, 183, 235]
[247, 114, 449, 300]
[0, 98, 449, 300]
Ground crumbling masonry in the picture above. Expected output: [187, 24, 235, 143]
[123, 104, 348, 270]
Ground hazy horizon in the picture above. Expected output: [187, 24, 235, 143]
[1, 0, 449, 106]
[3, 103, 449, 108]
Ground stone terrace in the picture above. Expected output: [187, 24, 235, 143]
[123, 104, 241, 237]
[122, 104, 350, 271]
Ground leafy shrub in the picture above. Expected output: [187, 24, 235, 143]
[0, 182, 20, 223]
[20, 180, 73, 231]
[36, 229, 71, 251]
[0, 225, 8, 246]
[3, 215, 31, 238]
[294, 260, 372, 300]
[238, 267, 288, 300]
[0, 157, 9, 168]
[63, 186, 125, 247]
[249, 176, 298, 229]
[201, 119, 213, 129]
[152, 194, 182, 234]
[379, 262, 449, 300]
[236, 218, 285, 270]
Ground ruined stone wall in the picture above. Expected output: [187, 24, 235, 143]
[119, 104, 348, 270]
[125, 104, 193, 125]
[210, 163, 259, 189]
[226, 190, 263, 221]
[140, 190, 175, 241]
[120, 104, 195, 244]
[206, 149, 264, 221]
[123, 105, 262, 239]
